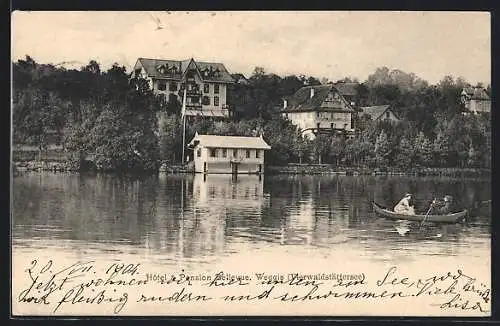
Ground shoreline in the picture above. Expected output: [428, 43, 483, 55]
[12, 160, 491, 178]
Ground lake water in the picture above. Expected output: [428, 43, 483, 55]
[11, 173, 491, 316]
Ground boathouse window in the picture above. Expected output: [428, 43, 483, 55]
[157, 81, 167, 91]
[222, 149, 227, 158]
[214, 84, 220, 94]
[214, 96, 220, 106]
[210, 148, 217, 158]
[204, 84, 209, 93]
[169, 83, 178, 92]
[246, 150, 250, 158]
[233, 149, 238, 157]
[255, 150, 260, 158]
[197, 149, 201, 157]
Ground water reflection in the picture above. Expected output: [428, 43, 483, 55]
[12, 173, 491, 265]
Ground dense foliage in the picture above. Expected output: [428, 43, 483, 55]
[12, 56, 491, 171]
[13, 56, 162, 172]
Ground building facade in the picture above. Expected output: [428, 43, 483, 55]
[133, 57, 234, 118]
[188, 133, 271, 174]
[461, 87, 491, 114]
[282, 85, 356, 139]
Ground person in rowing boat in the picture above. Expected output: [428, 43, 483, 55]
[394, 193, 416, 215]
[429, 195, 454, 215]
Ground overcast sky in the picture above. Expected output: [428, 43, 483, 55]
[12, 11, 491, 85]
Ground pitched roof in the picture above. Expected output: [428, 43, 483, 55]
[231, 73, 248, 80]
[334, 82, 358, 96]
[231, 73, 249, 84]
[136, 58, 233, 83]
[462, 87, 490, 100]
[359, 105, 397, 120]
[283, 85, 355, 113]
[188, 134, 271, 149]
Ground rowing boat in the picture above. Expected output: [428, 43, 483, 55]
[373, 202, 467, 224]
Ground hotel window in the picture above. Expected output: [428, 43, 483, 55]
[204, 84, 209, 93]
[157, 81, 167, 91]
[214, 96, 220, 106]
[197, 149, 201, 157]
[255, 150, 260, 158]
[169, 83, 178, 92]
[246, 150, 250, 158]
[222, 149, 227, 158]
[214, 84, 220, 94]
[210, 148, 217, 158]
[233, 149, 238, 157]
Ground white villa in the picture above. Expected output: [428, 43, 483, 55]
[188, 133, 271, 174]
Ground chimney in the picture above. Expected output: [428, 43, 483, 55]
[283, 99, 288, 109]
[310, 88, 315, 98]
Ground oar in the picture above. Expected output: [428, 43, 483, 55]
[420, 199, 435, 227]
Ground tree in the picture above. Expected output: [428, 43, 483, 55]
[414, 132, 433, 167]
[158, 114, 182, 163]
[166, 93, 181, 115]
[467, 144, 482, 168]
[251, 67, 265, 78]
[433, 131, 451, 167]
[328, 136, 346, 166]
[310, 134, 331, 164]
[374, 130, 391, 167]
[13, 88, 67, 152]
[394, 136, 415, 169]
[293, 136, 309, 164]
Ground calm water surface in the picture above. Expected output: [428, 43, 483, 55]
[12, 173, 491, 268]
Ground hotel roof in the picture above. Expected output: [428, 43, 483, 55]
[134, 58, 234, 83]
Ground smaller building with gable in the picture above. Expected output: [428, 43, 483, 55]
[282, 85, 356, 139]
